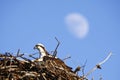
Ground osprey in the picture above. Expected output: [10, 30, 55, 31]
[33, 43, 73, 72]
[34, 43, 51, 61]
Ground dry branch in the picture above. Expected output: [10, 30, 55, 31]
[85, 52, 112, 77]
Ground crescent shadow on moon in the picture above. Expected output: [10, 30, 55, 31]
[65, 13, 89, 39]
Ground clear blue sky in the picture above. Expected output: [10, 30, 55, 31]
[0, 0, 120, 79]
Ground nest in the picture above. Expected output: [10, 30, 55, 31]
[0, 53, 87, 80]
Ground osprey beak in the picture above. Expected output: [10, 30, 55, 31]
[33, 46, 37, 49]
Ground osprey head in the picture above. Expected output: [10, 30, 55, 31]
[34, 43, 45, 50]
[34, 43, 47, 58]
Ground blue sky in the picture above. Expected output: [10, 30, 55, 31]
[0, 0, 120, 79]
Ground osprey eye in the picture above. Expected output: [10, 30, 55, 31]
[36, 45, 39, 47]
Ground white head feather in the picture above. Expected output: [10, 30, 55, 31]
[35, 43, 45, 48]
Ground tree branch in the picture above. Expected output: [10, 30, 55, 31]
[85, 52, 112, 77]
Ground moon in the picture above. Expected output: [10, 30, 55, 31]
[65, 13, 89, 39]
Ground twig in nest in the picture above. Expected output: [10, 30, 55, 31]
[73, 66, 81, 74]
[85, 52, 112, 77]
[53, 37, 60, 58]
[63, 56, 71, 61]
[17, 49, 20, 57]
[16, 49, 24, 58]
[81, 60, 87, 76]
[29, 54, 37, 59]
